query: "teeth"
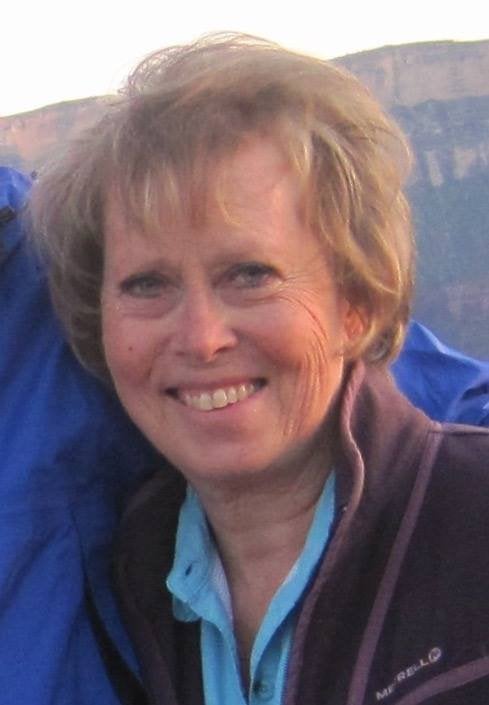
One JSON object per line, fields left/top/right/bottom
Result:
{"left": 180, "top": 382, "right": 259, "bottom": 411}
{"left": 199, "top": 393, "right": 213, "bottom": 411}
{"left": 237, "top": 384, "right": 248, "bottom": 401}
{"left": 227, "top": 387, "right": 238, "bottom": 404}
{"left": 212, "top": 389, "right": 228, "bottom": 408}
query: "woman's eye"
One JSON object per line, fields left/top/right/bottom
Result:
{"left": 119, "top": 273, "right": 168, "bottom": 298}
{"left": 228, "top": 263, "right": 276, "bottom": 289}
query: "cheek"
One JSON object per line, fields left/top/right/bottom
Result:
{"left": 270, "top": 291, "right": 346, "bottom": 371}
{"left": 102, "top": 310, "right": 151, "bottom": 386}
{"left": 293, "top": 323, "right": 344, "bottom": 406}
{"left": 269, "top": 296, "right": 346, "bottom": 433}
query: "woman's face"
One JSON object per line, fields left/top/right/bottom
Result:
{"left": 101, "top": 138, "right": 354, "bottom": 487}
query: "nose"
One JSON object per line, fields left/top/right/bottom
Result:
{"left": 171, "top": 287, "right": 238, "bottom": 363}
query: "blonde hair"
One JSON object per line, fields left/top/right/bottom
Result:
{"left": 30, "top": 32, "right": 414, "bottom": 379}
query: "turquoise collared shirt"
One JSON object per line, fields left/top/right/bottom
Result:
{"left": 166, "top": 474, "right": 336, "bottom": 705}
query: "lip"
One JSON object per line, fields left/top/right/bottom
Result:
{"left": 166, "top": 377, "right": 265, "bottom": 394}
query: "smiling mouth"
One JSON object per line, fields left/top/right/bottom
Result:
{"left": 168, "top": 380, "right": 265, "bottom": 412}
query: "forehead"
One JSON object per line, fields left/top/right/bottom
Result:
{"left": 101, "top": 138, "right": 333, "bottom": 278}
{"left": 104, "top": 137, "right": 301, "bottom": 239}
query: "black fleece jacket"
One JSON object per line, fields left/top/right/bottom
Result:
{"left": 114, "top": 362, "right": 489, "bottom": 705}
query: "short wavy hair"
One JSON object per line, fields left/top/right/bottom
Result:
{"left": 30, "top": 32, "right": 414, "bottom": 380}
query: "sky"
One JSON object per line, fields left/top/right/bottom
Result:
{"left": 2, "top": 0, "right": 488, "bottom": 117}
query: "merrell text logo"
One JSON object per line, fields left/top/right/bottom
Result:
{"left": 375, "top": 647, "right": 443, "bottom": 700}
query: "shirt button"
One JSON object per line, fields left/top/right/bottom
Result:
{"left": 253, "top": 679, "right": 274, "bottom": 701}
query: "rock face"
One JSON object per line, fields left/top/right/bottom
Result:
{"left": 0, "top": 98, "right": 106, "bottom": 173}
{"left": 337, "top": 42, "right": 489, "bottom": 359}
{"left": 393, "top": 98, "right": 489, "bottom": 358}
{"left": 338, "top": 40, "right": 489, "bottom": 108}
{"left": 1, "top": 40, "right": 488, "bottom": 358}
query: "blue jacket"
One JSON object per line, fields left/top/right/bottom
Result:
{"left": 0, "top": 167, "right": 487, "bottom": 704}
{"left": 394, "top": 321, "right": 489, "bottom": 426}
{"left": 0, "top": 168, "right": 156, "bottom": 704}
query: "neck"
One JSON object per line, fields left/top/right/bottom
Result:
{"left": 194, "top": 440, "right": 331, "bottom": 568}
{"left": 195, "top": 458, "right": 330, "bottom": 575}
{"left": 191, "top": 443, "right": 333, "bottom": 671}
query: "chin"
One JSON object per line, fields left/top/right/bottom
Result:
{"left": 173, "top": 454, "right": 272, "bottom": 486}
{"left": 165, "top": 438, "right": 312, "bottom": 492}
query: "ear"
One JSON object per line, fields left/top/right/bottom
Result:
{"left": 343, "top": 303, "right": 367, "bottom": 343}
